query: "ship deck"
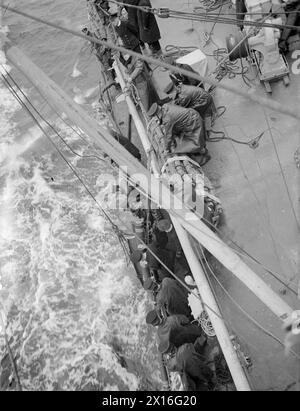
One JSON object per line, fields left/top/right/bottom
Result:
{"left": 114, "top": 0, "right": 300, "bottom": 390}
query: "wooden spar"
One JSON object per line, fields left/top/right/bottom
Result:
{"left": 6, "top": 44, "right": 294, "bottom": 322}
{"left": 112, "top": 60, "right": 160, "bottom": 176}
{"left": 171, "top": 219, "right": 251, "bottom": 391}
{"left": 112, "top": 57, "right": 251, "bottom": 390}
{"left": 110, "top": 52, "right": 293, "bottom": 322}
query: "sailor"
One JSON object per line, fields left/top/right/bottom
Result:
{"left": 235, "top": 0, "right": 247, "bottom": 31}
{"left": 156, "top": 219, "right": 191, "bottom": 283}
{"left": 118, "top": 1, "right": 162, "bottom": 56}
{"left": 147, "top": 102, "right": 210, "bottom": 166}
{"left": 136, "top": 0, "right": 162, "bottom": 56}
{"left": 144, "top": 277, "right": 193, "bottom": 319}
{"left": 164, "top": 81, "right": 216, "bottom": 120}
{"left": 146, "top": 312, "right": 203, "bottom": 353}
{"left": 146, "top": 241, "right": 176, "bottom": 283}
{"left": 114, "top": 7, "right": 141, "bottom": 53}
{"left": 116, "top": 8, "right": 159, "bottom": 110}
{"left": 166, "top": 343, "right": 214, "bottom": 391}
{"left": 163, "top": 55, "right": 204, "bottom": 88}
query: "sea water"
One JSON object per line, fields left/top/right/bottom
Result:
{"left": 0, "top": 0, "right": 161, "bottom": 391}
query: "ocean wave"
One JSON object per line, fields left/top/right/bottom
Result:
{"left": 0, "top": 78, "right": 161, "bottom": 390}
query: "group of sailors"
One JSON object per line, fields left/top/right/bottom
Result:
{"left": 85, "top": 0, "right": 218, "bottom": 167}
{"left": 128, "top": 207, "right": 222, "bottom": 391}
{"left": 136, "top": 216, "right": 218, "bottom": 391}
{"left": 85, "top": 1, "right": 223, "bottom": 390}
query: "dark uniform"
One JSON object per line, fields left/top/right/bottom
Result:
{"left": 156, "top": 314, "right": 202, "bottom": 353}
{"left": 156, "top": 278, "right": 192, "bottom": 319}
{"left": 120, "top": 0, "right": 161, "bottom": 53}
{"left": 235, "top": 0, "right": 247, "bottom": 30}
{"left": 167, "top": 84, "right": 215, "bottom": 119}
{"left": 146, "top": 242, "right": 176, "bottom": 282}
{"left": 115, "top": 19, "right": 141, "bottom": 52}
{"left": 137, "top": 0, "right": 162, "bottom": 54}
{"left": 166, "top": 343, "right": 214, "bottom": 391}
{"left": 160, "top": 103, "right": 206, "bottom": 155}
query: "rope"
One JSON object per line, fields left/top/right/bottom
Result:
{"left": 1, "top": 71, "right": 131, "bottom": 262}
{"left": 263, "top": 109, "right": 300, "bottom": 232}
{"left": 0, "top": 305, "right": 22, "bottom": 391}
{"left": 219, "top": 121, "right": 298, "bottom": 294}
{"left": 207, "top": 129, "right": 266, "bottom": 148}
{"left": 5, "top": 51, "right": 292, "bottom": 294}
{"left": 2, "top": 4, "right": 300, "bottom": 121}
{"left": 124, "top": 169, "right": 299, "bottom": 295}
{"left": 3, "top": 72, "right": 300, "bottom": 376}
{"left": 199, "top": 247, "right": 300, "bottom": 360}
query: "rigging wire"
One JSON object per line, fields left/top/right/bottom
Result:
{"left": 1, "top": 72, "right": 130, "bottom": 262}
{"left": 123, "top": 168, "right": 299, "bottom": 295}
{"left": 2, "top": 71, "right": 300, "bottom": 372}
{"left": 15, "top": 46, "right": 298, "bottom": 294}
{"left": 1, "top": 4, "right": 300, "bottom": 121}
{"left": 1, "top": 1, "right": 299, "bottom": 390}
{"left": 199, "top": 246, "right": 300, "bottom": 362}
{"left": 0, "top": 303, "right": 22, "bottom": 391}
{"left": 263, "top": 109, "right": 300, "bottom": 233}
{"left": 220, "top": 121, "right": 296, "bottom": 293}
{"left": 107, "top": 0, "right": 300, "bottom": 32}
{"left": 4, "top": 58, "right": 290, "bottom": 292}
{"left": 3, "top": 68, "right": 106, "bottom": 164}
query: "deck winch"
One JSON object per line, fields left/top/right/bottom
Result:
{"left": 227, "top": 0, "right": 290, "bottom": 92}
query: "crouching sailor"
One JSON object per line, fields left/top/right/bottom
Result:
{"left": 147, "top": 102, "right": 211, "bottom": 166}
{"left": 164, "top": 81, "right": 216, "bottom": 120}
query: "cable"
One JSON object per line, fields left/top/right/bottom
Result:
{"left": 1, "top": 72, "right": 131, "bottom": 261}
{"left": 1, "top": 68, "right": 226, "bottom": 328}
{"left": 1, "top": 7, "right": 298, "bottom": 332}
{"left": 2, "top": 4, "right": 300, "bottom": 121}
{"left": 3, "top": 68, "right": 106, "bottom": 164}
{"left": 0, "top": 304, "right": 22, "bottom": 391}
{"left": 2, "top": 54, "right": 298, "bottom": 392}
{"left": 123, "top": 166, "right": 299, "bottom": 296}
{"left": 4, "top": 72, "right": 300, "bottom": 376}
{"left": 263, "top": 109, "right": 300, "bottom": 232}
{"left": 199, "top": 247, "right": 300, "bottom": 361}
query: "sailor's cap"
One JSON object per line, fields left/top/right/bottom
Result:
{"left": 146, "top": 309, "right": 159, "bottom": 325}
{"left": 130, "top": 250, "right": 143, "bottom": 264}
{"left": 147, "top": 103, "right": 159, "bottom": 117}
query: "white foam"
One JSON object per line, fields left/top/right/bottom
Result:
{"left": 71, "top": 60, "right": 83, "bottom": 78}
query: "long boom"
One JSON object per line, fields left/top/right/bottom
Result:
{"left": 3, "top": 43, "right": 297, "bottom": 390}
{"left": 4, "top": 42, "right": 294, "bottom": 320}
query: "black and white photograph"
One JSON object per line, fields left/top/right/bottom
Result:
{"left": 0, "top": 0, "right": 299, "bottom": 394}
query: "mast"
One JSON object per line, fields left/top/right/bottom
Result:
{"left": 4, "top": 43, "right": 295, "bottom": 390}
{"left": 112, "top": 58, "right": 251, "bottom": 390}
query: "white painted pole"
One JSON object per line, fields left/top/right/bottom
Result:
{"left": 177, "top": 216, "right": 294, "bottom": 321}
{"left": 112, "top": 60, "right": 160, "bottom": 176}
{"left": 113, "top": 51, "right": 251, "bottom": 390}
{"left": 6, "top": 44, "right": 294, "bottom": 323}
{"left": 171, "top": 218, "right": 251, "bottom": 391}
